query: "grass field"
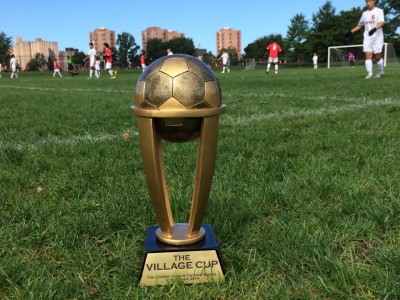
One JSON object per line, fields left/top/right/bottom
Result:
{"left": 1, "top": 64, "right": 400, "bottom": 299}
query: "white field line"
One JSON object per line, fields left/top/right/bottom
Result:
{"left": 0, "top": 131, "right": 138, "bottom": 152}
{"left": 0, "top": 97, "right": 399, "bottom": 152}
{"left": 0, "top": 85, "right": 133, "bottom": 94}
{"left": 222, "top": 97, "right": 399, "bottom": 126}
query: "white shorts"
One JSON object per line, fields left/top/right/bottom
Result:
{"left": 11, "top": 65, "right": 17, "bottom": 72}
{"left": 54, "top": 68, "right": 60, "bottom": 72}
{"left": 268, "top": 57, "right": 279, "bottom": 63}
{"left": 106, "top": 62, "right": 112, "bottom": 69}
{"left": 89, "top": 61, "right": 95, "bottom": 67}
{"left": 363, "top": 36, "right": 383, "bottom": 54}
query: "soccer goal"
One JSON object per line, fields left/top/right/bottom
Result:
{"left": 327, "top": 43, "right": 399, "bottom": 68}
{"left": 245, "top": 58, "right": 256, "bottom": 70}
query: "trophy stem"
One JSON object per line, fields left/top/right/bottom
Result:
{"left": 137, "top": 117, "right": 174, "bottom": 237}
{"left": 188, "top": 116, "right": 220, "bottom": 236}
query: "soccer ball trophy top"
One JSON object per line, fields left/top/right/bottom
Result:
{"left": 132, "top": 54, "right": 226, "bottom": 285}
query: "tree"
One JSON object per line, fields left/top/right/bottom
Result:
{"left": 337, "top": 7, "right": 364, "bottom": 46}
{"left": 116, "top": 32, "right": 140, "bottom": 68}
{"left": 164, "top": 37, "right": 196, "bottom": 56}
{"left": 202, "top": 51, "right": 216, "bottom": 66}
{"left": 72, "top": 51, "right": 86, "bottom": 67}
{"left": 146, "top": 38, "right": 164, "bottom": 63}
{"left": 146, "top": 37, "right": 196, "bottom": 62}
{"left": 26, "top": 53, "right": 47, "bottom": 71}
{"left": 285, "top": 14, "right": 311, "bottom": 64}
{"left": 308, "top": 1, "right": 341, "bottom": 62}
{"left": 379, "top": 0, "right": 400, "bottom": 43}
{"left": 0, "top": 32, "right": 12, "bottom": 65}
{"left": 47, "top": 56, "right": 54, "bottom": 71}
{"left": 243, "top": 34, "right": 284, "bottom": 61}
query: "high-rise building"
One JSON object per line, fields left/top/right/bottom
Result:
{"left": 216, "top": 27, "right": 242, "bottom": 59}
{"left": 141, "top": 27, "right": 184, "bottom": 51}
{"left": 89, "top": 27, "right": 116, "bottom": 53}
{"left": 12, "top": 37, "right": 59, "bottom": 70}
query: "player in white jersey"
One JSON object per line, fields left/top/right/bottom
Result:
{"left": 10, "top": 55, "right": 18, "bottom": 79}
{"left": 345, "top": 0, "right": 385, "bottom": 78}
{"left": 312, "top": 53, "right": 318, "bottom": 69}
{"left": 95, "top": 58, "right": 101, "bottom": 78}
{"left": 83, "top": 43, "right": 97, "bottom": 79}
{"left": 220, "top": 51, "right": 230, "bottom": 73}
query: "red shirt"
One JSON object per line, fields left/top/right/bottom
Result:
{"left": 140, "top": 55, "right": 145, "bottom": 64}
{"left": 54, "top": 61, "right": 59, "bottom": 69}
{"left": 266, "top": 43, "right": 282, "bottom": 58}
{"left": 105, "top": 48, "right": 113, "bottom": 63}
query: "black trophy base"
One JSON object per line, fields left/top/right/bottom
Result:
{"left": 138, "top": 224, "right": 224, "bottom": 286}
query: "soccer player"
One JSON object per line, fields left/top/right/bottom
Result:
{"left": 348, "top": 52, "right": 356, "bottom": 68}
{"left": 345, "top": 0, "right": 385, "bottom": 78}
{"left": 167, "top": 48, "right": 173, "bottom": 55}
{"left": 10, "top": 55, "right": 18, "bottom": 79}
{"left": 140, "top": 52, "right": 146, "bottom": 72}
{"left": 220, "top": 51, "right": 230, "bottom": 73}
{"left": 67, "top": 55, "right": 75, "bottom": 76}
{"left": 0, "top": 63, "right": 2, "bottom": 78}
{"left": 53, "top": 58, "right": 63, "bottom": 77}
{"left": 265, "top": 40, "right": 282, "bottom": 74}
{"left": 95, "top": 57, "right": 101, "bottom": 78}
{"left": 83, "top": 42, "right": 96, "bottom": 79}
{"left": 103, "top": 43, "right": 116, "bottom": 79}
{"left": 312, "top": 53, "right": 318, "bottom": 69}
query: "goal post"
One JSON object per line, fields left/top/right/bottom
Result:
{"left": 327, "top": 43, "right": 399, "bottom": 68}
{"left": 245, "top": 58, "right": 255, "bottom": 70}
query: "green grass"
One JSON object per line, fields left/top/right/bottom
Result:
{"left": 1, "top": 65, "right": 400, "bottom": 299}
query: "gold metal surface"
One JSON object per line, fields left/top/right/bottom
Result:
{"left": 132, "top": 54, "right": 226, "bottom": 245}
{"left": 155, "top": 223, "right": 206, "bottom": 245}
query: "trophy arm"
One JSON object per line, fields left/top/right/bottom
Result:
{"left": 188, "top": 116, "right": 220, "bottom": 236}
{"left": 136, "top": 117, "right": 174, "bottom": 237}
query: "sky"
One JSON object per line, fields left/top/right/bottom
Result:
{"left": 2, "top": 0, "right": 367, "bottom": 55}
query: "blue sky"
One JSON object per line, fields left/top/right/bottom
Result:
{"left": 2, "top": 0, "right": 366, "bottom": 55}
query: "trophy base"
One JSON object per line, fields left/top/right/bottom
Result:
{"left": 139, "top": 224, "right": 225, "bottom": 286}
{"left": 156, "top": 223, "right": 206, "bottom": 245}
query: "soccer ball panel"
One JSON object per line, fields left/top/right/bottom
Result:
{"left": 173, "top": 72, "right": 204, "bottom": 107}
{"left": 135, "top": 81, "right": 145, "bottom": 107}
{"left": 159, "top": 97, "right": 187, "bottom": 111}
{"left": 144, "top": 72, "right": 173, "bottom": 107}
{"left": 204, "top": 81, "right": 222, "bottom": 108}
{"left": 138, "top": 57, "right": 165, "bottom": 81}
{"left": 189, "top": 101, "right": 212, "bottom": 109}
{"left": 186, "top": 58, "right": 215, "bottom": 82}
{"left": 160, "top": 58, "right": 189, "bottom": 78}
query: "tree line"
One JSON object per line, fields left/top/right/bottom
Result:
{"left": 245, "top": 0, "right": 399, "bottom": 63}
{"left": 0, "top": 0, "right": 398, "bottom": 70}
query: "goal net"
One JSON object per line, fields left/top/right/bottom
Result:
{"left": 245, "top": 58, "right": 255, "bottom": 70}
{"left": 327, "top": 43, "right": 399, "bottom": 68}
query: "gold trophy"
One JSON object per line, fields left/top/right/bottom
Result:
{"left": 131, "top": 54, "right": 226, "bottom": 285}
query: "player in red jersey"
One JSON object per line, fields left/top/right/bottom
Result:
{"left": 140, "top": 52, "right": 146, "bottom": 72}
{"left": 53, "top": 58, "right": 63, "bottom": 77}
{"left": 103, "top": 43, "right": 116, "bottom": 79}
{"left": 265, "top": 40, "right": 282, "bottom": 74}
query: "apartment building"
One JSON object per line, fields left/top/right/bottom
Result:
{"left": 12, "top": 37, "right": 59, "bottom": 70}
{"left": 216, "top": 27, "right": 242, "bottom": 59}
{"left": 89, "top": 27, "right": 116, "bottom": 53}
{"left": 141, "top": 27, "right": 184, "bottom": 51}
